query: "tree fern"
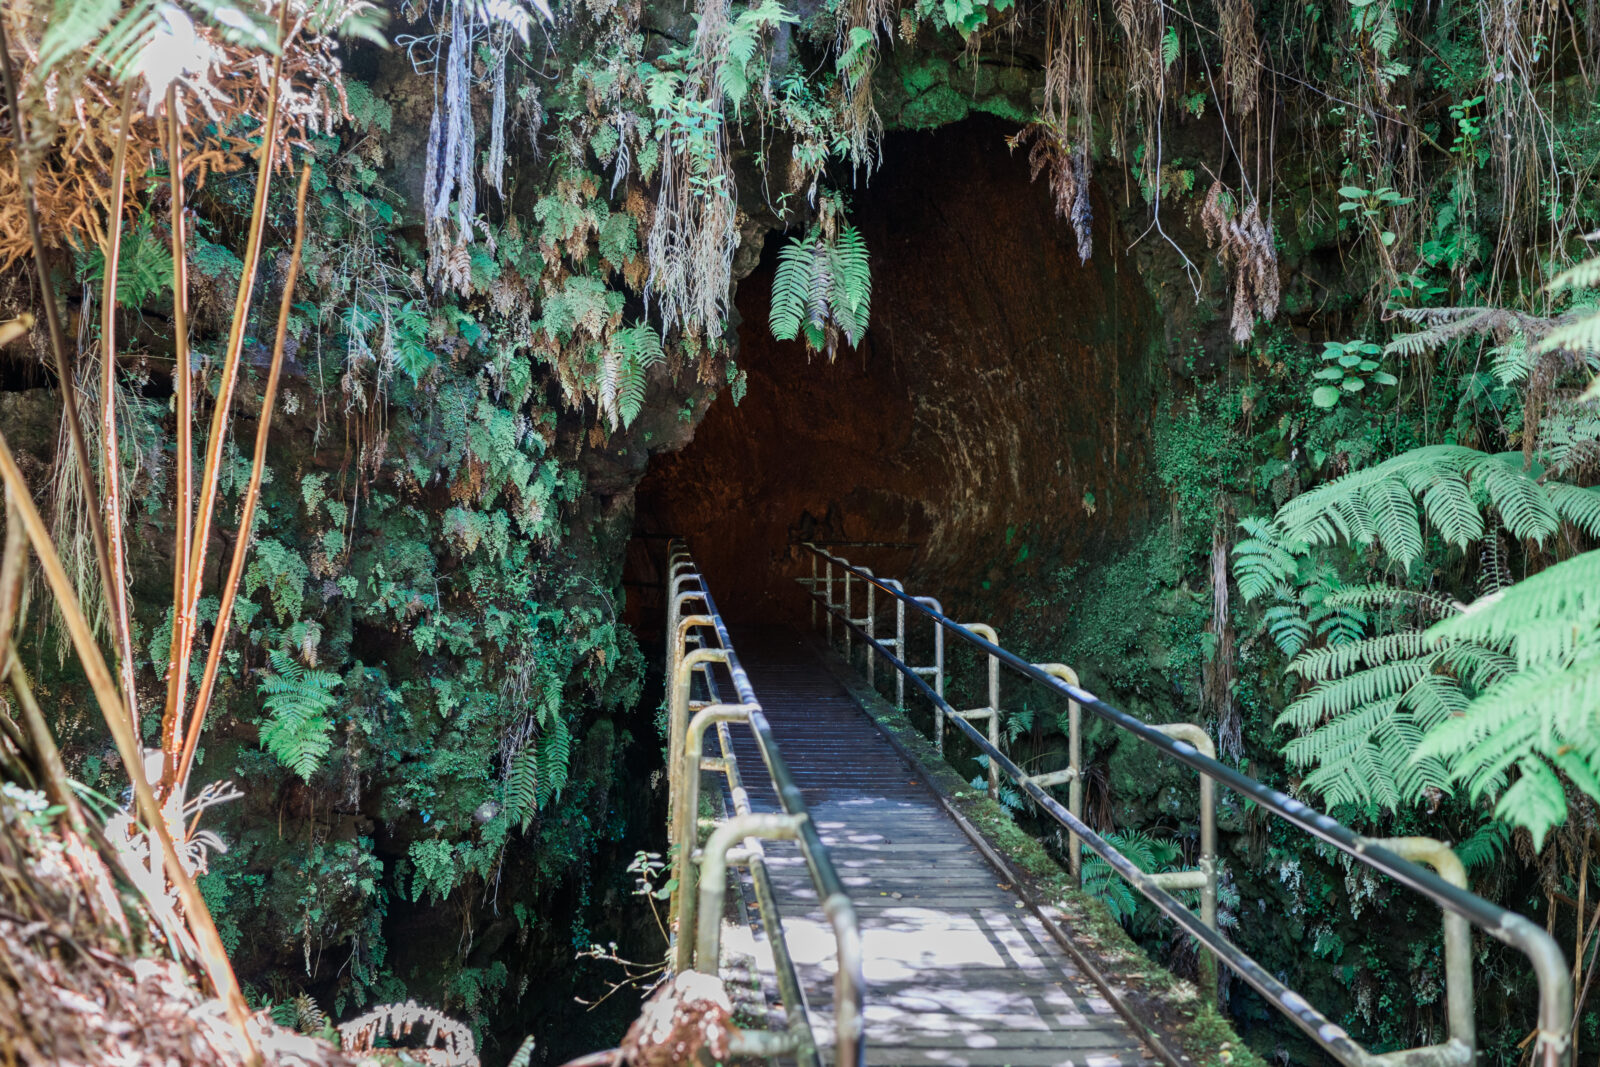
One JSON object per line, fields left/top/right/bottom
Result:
{"left": 258, "top": 649, "right": 340, "bottom": 781}
{"left": 1271, "top": 445, "right": 1597, "bottom": 569}
{"left": 1412, "top": 548, "right": 1600, "bottom": 846}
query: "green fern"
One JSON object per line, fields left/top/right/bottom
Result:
{"left": 1080, "top": 830, "right": 1191, "bottom": 923}
{"left": 258, "top": 649, "right": 340, "bottom": 781}
{"left": 535, "top": 716, "right": 571, "bottom": 808}
{"left": 504, "top": 745, "right": 539, "bottom": 831}
{"left": 1413, "top": 548, "right": 1600, "bottom": 846}
{"left": 78, "top": 212, "right": 173, "bottom": 309}
{"left": 770, "top": 216, "right": 872, "bottom": 360}
{"left": 1270, "top": 445, "right": 1600, "bottom": 569}
{"left": 508, "top": 1037, "right": 537, "bottom": 1067}
{"left": 600, "top": 323, "right": 666, "bottom": 432}
{"left": 1232, "top": 517, "right": 1306, "bottom": 602}
{"left": 718, "top": 0, "right": 795, "bottom": 109}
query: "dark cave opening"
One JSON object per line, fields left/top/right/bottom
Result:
{"left": 628, "top": 115, "right": 1160, "bottom": 631}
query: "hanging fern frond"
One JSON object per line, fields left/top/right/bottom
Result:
{"left": 769, "top": 207, "right": 872, "bottom": 360}
{"left": 535, "top": 715, "right": 571, "bottom": 807}
{"left": 505, "top": 745, "right": 539, "bottom": 831}
{"left": 598, "top": 322, "right": 666, "bottom": 432}
{"left": 258, "top": 649, "right": 340, "bottom": 781}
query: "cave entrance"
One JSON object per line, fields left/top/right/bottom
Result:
{"left": 629, "top": 115, "right": 1158, "bottom": 630}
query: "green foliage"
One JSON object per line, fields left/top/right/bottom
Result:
{"left": 770, "top": 212, "right": 872, "bottom": 360}
{"left": 718, "top": 0, "right": 794, "bottom": 109}
{"left": 77, "top": 211, "right": 172, "bottom": 308}
{"left": 245, "top": 539, "right": 311, "bottom": 625}
{"left": 257, "top": 649, "right": 341, "bottom": 780}
{"left": 1311, "top": 340, "right": 1396, "bottom": 408}
{"left": 1417, "top": 549, "right": 1600, "bottom": 847}
{"left": 1080, "top": 830, "right": 1188, "bottom": 924}
{"left": 1272, "top": 445, "right": 1600, "bottom": 571}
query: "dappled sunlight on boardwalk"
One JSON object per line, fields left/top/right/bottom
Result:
{"left": 721, "top": 627, "right": 1158, "bottom": 1067}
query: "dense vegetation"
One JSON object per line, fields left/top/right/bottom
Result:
{"left": 0, "top": 0, "right": 1598, "bottom": 1061}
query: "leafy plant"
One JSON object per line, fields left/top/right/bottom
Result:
{"left": 1311, "top": 339, "right": 1396, "bottom": 408}
{"left": 769, "top": 200, "right": 872, "bottom": 360}
{"left": 257, "top": 649, "right": 341, "bottom": 781}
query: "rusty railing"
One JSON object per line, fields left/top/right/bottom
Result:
{"left": 665, "top": 541, "right": 864, "bottom": 1067}
{"left": 799, "top": 542, "right": 1572, "bottom": 1067}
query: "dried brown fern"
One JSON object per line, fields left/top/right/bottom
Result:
{"left": 1200, "top": 180, "right": 1279, "bottom": 343}
{"left": 0, "top": 0, "right": 359, "bottom": 270}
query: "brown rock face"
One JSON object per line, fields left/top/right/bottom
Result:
{"left": 632, "top": 117, "right": 1157, "bottom": 626}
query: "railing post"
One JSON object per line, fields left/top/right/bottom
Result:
{"left": 695, "top": 813, "right": 805, "bottom": 972}
{"left": 865, "top": 576, "right": 876, "bottom": 688}
{"left": 910, "top": 597, "right": 945, "bottom": 754}
{"left": 1147, "top": 722, "right": 1218, "bottom": 1000}
{"left": 810, "top": 550, "right": 817, "bottom": 629}
{"left": 1368, "top": 837, "right": 1475, "bottom": 1063}
{"left": 671, "top": 700, "right": 754, "bottom": 973}
{"left": 1028, "top": 664, "right": 1083, "bottom": 886}
{"left": 954, "top": 622, "right": 1002, "bottom": 800}
{"left": 668, "top": 640, "right": 723, "bottom": 908}
{"left": 841, "top": 568, "right": 852, "bottom": 662}
{"left": 894, "top": 588, "right": 905, "bottom": 710}
{"left": 825, "top": 558, "right": 834, "bottom": 644}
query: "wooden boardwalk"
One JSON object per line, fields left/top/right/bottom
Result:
{"left": 721, "top": 626, "right": 1159, "bottom": 1067}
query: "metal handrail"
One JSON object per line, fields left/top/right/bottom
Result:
{"left": 799, "top": 542, "right": 1573, "bottom": 1067}
{"left": 664, "top": 541, "right": 865, "bottom": 1067}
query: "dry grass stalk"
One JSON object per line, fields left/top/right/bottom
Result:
{"left": 0, "top": 427, "right": 257, "bottom": 1055}
{"left": 159, "top": 4, "right": 291, "bottom": 798}
{"left": 0, "top": 26, "right": 120, "bottom": 686}
{"left": 100, "top": 84, "right": 139, "bottom": 736}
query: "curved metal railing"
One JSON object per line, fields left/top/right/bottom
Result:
{"left": 665, "top": 541, "right": 864, "bottom": 1067}
{"left": 798, "top": 542, "right": 1572, "bottom": 1067}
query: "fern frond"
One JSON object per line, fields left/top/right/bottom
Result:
{"left": 1262, "top": 605, "right": 1312, "bottom": 657}
{"left": 1453, "top": 821, "right": 1510, "bottom": 870}
{"left": 770, "top": 235, "right": 813, "bottom": 341}
{"left": 1232, "top": 517, "right": 1307, "bottom": 601}
{"left": 1276, "top": 659, "right": 1433, "bottom": 730}
{"left": 1547, "top": 255, "right": 1600, "bottom": 293}
{"left": 1290, "top": 633, "right": 1429, "bottom": 682}
{"left": 535, "top": 716, "right": 571, "bottom": 807}
{"left": 258, "top": 649, "right": 339, "bottom": 781}
{"left": 505, "top": 746, "right": 539, "bottom": 831}
{"left": 1429, "top": 548, "right": 1600, "bottom": 667}
{"left": 1472, "top": 454, "right": 1558, "bottom": 542}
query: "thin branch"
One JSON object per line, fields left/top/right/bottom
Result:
{"left": 179, "top": 162, "right": 313, "bottom": 794}
{"left": 158, "top": 85, "right": 196, "bottom": 794}
{"left": 101, "top": 84, "right": 139, "bottom": 737}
